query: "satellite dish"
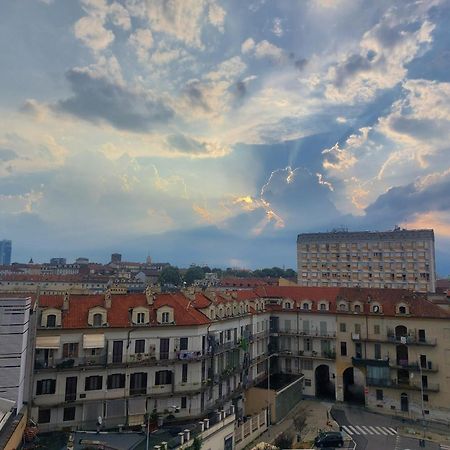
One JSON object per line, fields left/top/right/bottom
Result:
{"left": 373, "top": 305, "right": 380, "bottom": 313}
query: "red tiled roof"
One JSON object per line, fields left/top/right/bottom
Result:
{"left": 38, "top": 292, "right": 210, "bottom": 328}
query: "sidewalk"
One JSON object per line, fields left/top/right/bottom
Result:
{"left": 247, "top": 399, "right": 338, "bottom": 449}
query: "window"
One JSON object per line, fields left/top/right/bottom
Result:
{"left": 93, "top": 313, "right": 103, "bottom": 326}
{"left": 304, "top": 379, "right": 311, "bottom": 387}
{"left": 418, "top": 329, "right": 426, "bottom": 343}
{"left": 180, "top": 337, "right": 188, "bottom": 351}
{"left": 63, "top": 406, "right": 76, "bottom": 421}
{"left": 107, "top": 373, "right": 125, "bottom": 389}
{"left": 374, "top": 324, "right": 380, "bottom": 335}
{"left": 162, "top": 312, "right": 170, "bottom": 323}
{"left": 340, "top": 323, "right": 346, "bottom": 332}
{"left": 304, "top": 338, "right": 311, "bottom": 352}
{"left": 182, "top": 364, "right": 188, "bottom": 383}
{"left": 85, "top": 376, "right": 102, "bottom": 391}
{"left": 340, "top": 342, "right": 347, "bottom": 356}
{"left": 320, "top": 303, "right": 327, "bottom": 311}
{"left": 398, "top": 306, "right": 407, "bottom": 314}
{"left": 46, "top": 314, "right": 56, "bottom": 327}
{"left": 130, "top": 372, "right": 147, "bottom": 395}
{"left": 301, "top": 359, "right": 313, "bottom": 371}
{"left": 155, "top": 370, "right": 172, "bottom": 385}
{"left": 339, "top": 303, "right": 347, "bottom": 311}
{"left": 136, "top": 312, "right": 146, "bottom": 324}
{"left": 181, "top": 396, "right": 187, "bottom": 409}
{"left": 354, "top": 304, "right": 361, "bottom": 312}
{"left": 302, "top": 303, "right": 310, "bottom": 310}
{"left": 423, "top": 394, "right": 428, "bottom": 402}
{"left": 354, "top": 324, "right": 361, "bottom": 334}
{"left": 63, "top": 343, "right": 79, "bottom": 358}
{"left": 374, "top": 343, "right": 381, "bottom": 360}
{"left": 135, "top": 339, "right": 145, "bottom": 354}
{"left": 38, "top": 408, "right": 51, "bottom": 423}
{"left": 376, "top": 389, "right": 383, "bottom": 401}
{"left": 36, "top": 379, "right": 56, "bottom": 395}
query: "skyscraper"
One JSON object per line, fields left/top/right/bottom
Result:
{"left": 0, "top": 240, "right": 12, "bottom": 265}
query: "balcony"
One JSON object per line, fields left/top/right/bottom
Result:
{"left": 366, "top": 378, "right": 439, "bottom": 392}
{"left": 298, "top": 349, "right": 336, "bottom": 360}
{"left": 278, "top": 329, "right": 336, "bottom": 339}
{"left": 386, "top": 330, "right": 436, "bottom": 346}
{"left": 390, "top": 361, "right": 438, "bottom": 372}
{"left": 352, "top": 356, "right": 389, "bottom": 367}
{"left": 34, "top": 354, "right": 107, "bottom": 371}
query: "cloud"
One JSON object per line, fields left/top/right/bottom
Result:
{"left": 128, "top": 28, "right": 154, "bottom": 63}
{"left": 54, "top": 67, "right": 174, "bottom": 132}
{"left": 324, "top": 7, "right": 435, "bottom": 102}
{"left": 166, "top": 133, "right": 231, "bottom": 158}
{"left": 272, "top": 17, "right": 283, "bottom": 37}
{"left": 208, "top": 3, "right": 226, "bottom": 32}
{"left": 0, "top": 148, "right": 18, "bottom": 162}
{"left": 241, "top": 37, "right": 255, "bottom": 54}
{"left": 74, "top": 15, "right": 114, "bottom": 51}
{"left": 243, "top": 39, "right": 286, "bottom": 62}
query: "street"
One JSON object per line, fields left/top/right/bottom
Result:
{"left": 331, "top": 405, "right": 441, "bottom": 450}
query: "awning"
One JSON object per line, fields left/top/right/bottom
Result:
{"left": 35, "top": 335, "right": 60, "bottom": 349}
{"left": 83, "top": 334, "right": 105, "bottom": 349}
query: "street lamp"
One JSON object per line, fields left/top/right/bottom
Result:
{"left": 267, "top": 353, "right": 278, "bottom": 437}
{"left": 418, "top": 359, "right": 426, "bottom": 447}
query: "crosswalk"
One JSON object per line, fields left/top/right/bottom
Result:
{"left": 341, "top": 425, "right": 398, "bottom": 436}
{"left": 439, "top": 445, "right": 450, "bottom": 450}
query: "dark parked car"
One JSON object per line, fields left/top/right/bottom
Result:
{"left": 314, "top": 431, "right": 344, "bottom": 448}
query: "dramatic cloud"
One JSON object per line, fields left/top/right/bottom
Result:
{"left": 54, "top": 68, "right": 174, "bottom": 132}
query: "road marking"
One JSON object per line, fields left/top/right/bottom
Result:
{"left": 339, "top": 425, "right": 398, "bottom": 436}
{"left": 439, "top": 445, "right": 450, "bottom": 449}
{"left": 355, "top": 426, "right": 366, "bottom": 434}
{"left": 361, "top": 426, "right": 374, "bottom": 434}
{"left": 368, "top": 426, "right": 380, "bottom": 434}
{"left": 386, "top": 427, "right": 397, "bottom": 435}
{"left": 341, "top": 425, "right": 353, "bottom": 435}
{"left": 349, "top": 425, "right": 360, "bottom": 434}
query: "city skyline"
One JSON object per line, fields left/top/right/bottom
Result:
{"left": 1, "top": 1, "right": 450, "bottom": 272}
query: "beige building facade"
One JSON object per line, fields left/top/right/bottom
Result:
{"left": 297, "top": 229, "right": 436, "bottom": 292}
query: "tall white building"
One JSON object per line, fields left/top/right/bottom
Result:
{"left": 0, "top": 296, "right": 32, "bottom": 412}
{"left": 297, "top": 229, "right": 436, "bottom": 292}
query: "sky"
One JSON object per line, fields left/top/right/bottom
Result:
{"left": 1, "top": 0, "right": 450, "bottom": 274}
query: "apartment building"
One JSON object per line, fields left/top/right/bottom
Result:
{"left": 0, "top": 296, "right": 32, "bottom": 411}
{"left": 297, "top": 229, "right": 436, "bottom": 292}
{"left": 31, "top": 288, "right": 270, "bottom": 431}
{"left": 29, "top": 285, "right": 450, "bottom": 432}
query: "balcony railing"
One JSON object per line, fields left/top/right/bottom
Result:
{"left": 278, "top": 329, "right": 336, "bottom": 339}
{"left": 352, "top": 356, "right": 389, "bottom": 367}
{"left": 34, "top": 354, "right": 108, "bottom": 371}
{"left": 390, "top": 361, "right": 438, "bottom": 372}
{"left": 367, "top": 378, "right": 439, "bottom": 391}
{"left": 386, "top": 331, "right": 436, "bottom": 346}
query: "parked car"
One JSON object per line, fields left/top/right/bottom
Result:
{"left": 314, "top": 430, "right": 344, "bottom": 448}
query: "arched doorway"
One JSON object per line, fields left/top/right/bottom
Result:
{"left": 400, "top": 393, "right": 409, "bottom": 412}
{"left": 343, "top": 367, "right": 365, "bottom": 404}
{"left": 315, "top": 365, "right": 335, "bottom": 400}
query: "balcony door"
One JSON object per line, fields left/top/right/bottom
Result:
{"left": 112, "top": 340, "right": 123, "bottom": 363}
{"left": 65, "top": 376, "right": 77, "bottom": 402}
{"left": 160, "top": 338, "right": 169, "bottom": 360}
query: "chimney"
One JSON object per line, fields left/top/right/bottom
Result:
{"left": 178, "top": 432, "right": 184, "bottom": 445}
{"left": 198, "top": 421, "right": 205, "bottom": 432}
{"left": 203, "top": 418, "right": 209, "bottom": 429}
{"left": 184, "top": 429, "right": 190, "bottom": 442}
{"left": 160, "top": 442, "right": 167, "bottom": 450}
{"left": 63, "top": 291, "right": 70, "bottom": 311}
{"left": 145, "top": 286, "right": 155, "bottom": 306}
{"left": 104, "top": 289, "right": 112, "bottom": 309}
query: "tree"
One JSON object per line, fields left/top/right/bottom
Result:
{"left": 184, "top": 266, "right": 205, "bottom": 286}
{"left": 158, "top": 266, "right": 182, "bottom": 286}
{"left": 187, "top": 437, "right": 202, "bottom": 450}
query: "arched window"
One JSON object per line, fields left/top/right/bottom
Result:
{"left": 302, "top": 303, "right": 310, "bottom": 311}
{"left": 354, "top": 304, "right": 361, "bottom": 313}
{"left": 46, "top": 314, "right": 56, "bottom": 327}
{"left": 399, "top": 306, "right": 407, "bottom": 314}
{"left": 93, "top": 313, "right": 103, "bottom": 327}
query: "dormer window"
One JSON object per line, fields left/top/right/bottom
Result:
{"left": 283, "top": 301, "right": 293, "bottom": 310}
{"left": 162, "top": 312, "right": 170, "bottom": 323}
{"left": 319, "top": 303, "right": 327, "bottom": 311}
{"left": 93, "top": 313, "right": 103, "bottom": 327}
{"left": 371, "top": 304, "right": 382, "bottom": 314}
{"left": 46, "top": 314, "right": 56, "bottom": 328}
{"left": 398, "top": 305, "right": 407, "bottom": 314}
{"left": 302, "top": 303, "right": 310, "bottom": 311}
{"left": 88, "top": 307, "right": 107, "bottom": 327}
{"left": 132, "top": 307, "right": 149, "bottom": 325}
{"left": 137, "top": 312, "right": 145, "bottom": 324}
{"left": 354, "top": 304, "right": 361, "bottom": 313}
